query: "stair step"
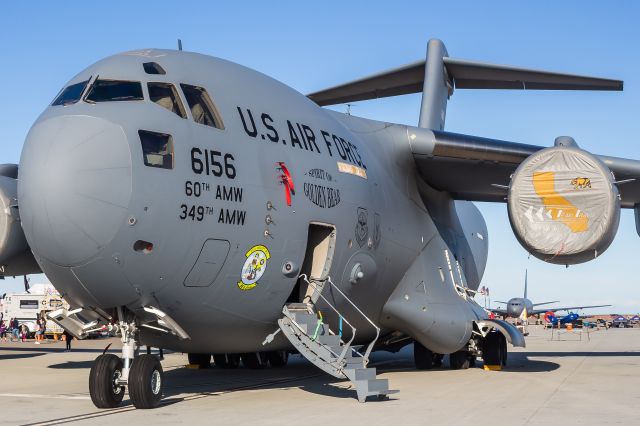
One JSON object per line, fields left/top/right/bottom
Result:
{"left": 286, "top": 303, "right": 312, "bottom": 312}
{"left": 344, "top": 356, "right": 365, "bottom": 367}
{"left": 353, "top": 368, "right": 376, "bottom": 381}
{"left": 362, "top": 378, "right": 389, "bottom": 393}
{"left": 317, "top": 334, "right": 342, "bottom": 346}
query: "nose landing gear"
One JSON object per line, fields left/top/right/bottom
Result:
{"left": 89, "top": 318, "right": 164, "bottom": 409}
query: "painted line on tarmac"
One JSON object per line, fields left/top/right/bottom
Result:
{"left": 0, "top": 393, "right": 90, "bottom": 401}
{"left": 23, "top": 373, "right": 325, "bottom": 426}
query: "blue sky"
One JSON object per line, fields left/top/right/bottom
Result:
{"left": 1, "top": 1, "right": 638, "bottom": 313}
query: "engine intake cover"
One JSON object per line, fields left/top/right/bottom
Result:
{"left": 508, "top": 146, "right": 620, "bottom": 265}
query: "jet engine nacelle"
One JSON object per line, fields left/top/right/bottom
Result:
{"left": 507, "top": 146, "right": 620, "bottom": 265}
{"left": 0, "top": 166, "right": 41, "bottom": 276}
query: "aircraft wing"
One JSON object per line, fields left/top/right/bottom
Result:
{"left": 410, "top": 131, "right": 640, "bottom": 209}
{"left": 530, "top": 304, "right": 611, "bottom": 315}
{"left": 487, "top": 307, "right": 508, "bottom": 315}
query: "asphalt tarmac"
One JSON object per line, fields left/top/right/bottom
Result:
{"left": 0, "top": 325, "right": 638, "bottom": 425}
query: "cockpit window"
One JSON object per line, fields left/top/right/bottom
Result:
{"left": 52, "top": 79, "right": 90, "bottom": 106}
{"left": 180, "top": 84, "right": 223, "bottom": 129}
{"left": 148, "top": 83, "right": 187, "bottom": 118}
{"left": 85, "top": 79, "right": 144, "bottom": 103}
{"left": 139, "top": 130, "right": 173, "bottom": 169}
{"left": 143, "top": 62, "right": 166, "bottom": 75}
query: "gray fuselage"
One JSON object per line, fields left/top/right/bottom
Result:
{"left": 18, "top": 49, "right": 490, "bottom": 354}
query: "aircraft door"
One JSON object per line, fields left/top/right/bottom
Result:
{"left": 289, "top": 223, "right": 336, "bottom": 304}
{"left": 183, "top": 239, "right": 230, "bottom": 287}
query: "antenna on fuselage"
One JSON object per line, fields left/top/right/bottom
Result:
{"left": 178, "top": 39, "right": 183, "bottom": 51}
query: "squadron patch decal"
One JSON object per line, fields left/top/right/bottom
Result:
{"left": 355, "top": 208, "right": 368, "bottom": 248}
{"left": 238, "top": 245, "right": 271, "bottom": 290}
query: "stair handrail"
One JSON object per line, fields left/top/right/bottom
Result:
{"left": 325, "top": 276, "right": 381, "bottom": 366}
{"left": 298, "top": 274, "right": 357, "bottom": 366}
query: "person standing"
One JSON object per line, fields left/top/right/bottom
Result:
{"left": 34, "top": 318, "right": 42, "bottom": 344}
{"left": 0, "top": 320, "right": 7, "bottom": 342}
{"left": 63, "top": 329, "right": 73, "bottom": 351}
{"left": 20, "top": 323, "right": 27, "bottom": 342}
{"left": 11, "top": 318, "right": 19, "bottom": 342}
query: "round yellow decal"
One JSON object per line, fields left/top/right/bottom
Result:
{"left": 238, "top": 245, "right": 271, "bottom": 290}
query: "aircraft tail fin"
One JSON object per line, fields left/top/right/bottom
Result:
{"left": 524, "top": 269, "right": 528, "bottom": 299}
{"left": 307, "top": 39, "right": 622, "bottom": 131}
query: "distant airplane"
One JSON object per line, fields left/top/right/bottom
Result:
{"left": 544, "top": 311, "right": 580, "bottom": 327}
{"left": 490, "top": 270, "right": 610, "bottom": 321}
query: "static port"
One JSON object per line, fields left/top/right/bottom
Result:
{"left": 134, "top": 240, "right": 154, "bottom": 254}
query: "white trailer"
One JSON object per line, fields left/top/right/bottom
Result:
{"left": 1, "top": 286, "right": 69, "bottom": 336}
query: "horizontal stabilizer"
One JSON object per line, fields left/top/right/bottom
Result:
{"left": 308, "top": 57, "right": 622, "bottom": 106}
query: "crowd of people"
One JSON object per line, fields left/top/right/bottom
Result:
{"left": 0, "top": 316, "right": 72, "bottom": 350}
{"left": 0, "top": 318, "right": 31, "bottom": 342}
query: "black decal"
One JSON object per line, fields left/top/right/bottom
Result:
{"left": 302, "top": 125, "right": 320, "bottom": 153}
{"left": 288, "top": 121, "right": 304, "bottom": 149}
{"left": 209, "top": 150, "right": 223, "bottom": 176}
{"left": 218, "top": 208, "right": 246, "bottom": 225}
{"left": 345, "top": 140, "right": 362, "bottom": 166}
{"left": 303, "top": 169, "right": 341, "bottom": 208}
{"left": 332, "top": 135, "right": 347, "bottom": 160}
{"left": 261, "top": 113, "right": 279, "bottom": 142}
{"left": 373, "top": 213, "right": 381, "bottom": 249}
{"left": 349, "top": 141, "right": 366, "bottom": 169}
{"left": 236, "top": 210, "right": 246, "bottom": 225}
{"left": 321, "top": 131, "right": 333, "bottom": 156}
{"left": 296, "top": 123, "right": 309, "bottom": 150}
{"left": 234, "top": 187, "right": 243, "bottom": 203}
{"left": 224, "top": 153, "right": 236, "bottom": 179}
{"left": 216, "top": 185, "right": 243, "bottom": 202}
{"left": 355, "top": 207, "right": 368, "bottom": 247}
{"left": 191, "top": 148, "right": 204, "bottom": 174}
{"left": 339, "top": 137, "right": 357, "bottom": 164}
{"left": 237, "top": 107, "right": 258, "bottom": 137}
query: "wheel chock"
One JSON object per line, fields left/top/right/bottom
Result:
{"left": 483, "top": 364, "right": 502, "bottom": 371}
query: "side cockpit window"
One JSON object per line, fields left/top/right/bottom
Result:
{"left": 85, "top": 79, "right": 143, "bottom": 103}
{"left": 139, "top": 130, "right": 173, "bottom": 169}
{"left": 148, "top": 83, "right": 187, "bottom": 118}
{"left": 180, "top": 84, "right": 224, "bottom": 129}
{"left": 52, "top": 79, "right": 90, "bottom": 106}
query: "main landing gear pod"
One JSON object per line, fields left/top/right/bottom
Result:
{"left": 508, "top": 144, "right": 620, "bottom": 265}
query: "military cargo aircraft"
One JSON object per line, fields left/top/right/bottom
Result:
{"left": 0, "top": 39, "right": 638, "bottom": 409}
{"left": 491, "top": 270, "right": 610, "bottom": 320}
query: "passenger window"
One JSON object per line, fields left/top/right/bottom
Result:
{"left": 52, "top": 79, "right": 90, "bottom": 106}
{"left": 143, "top": 62, "right": 166, "bottom": 75}
{"left": 139, "top": 130, "right": 174, "bottom": 169}
{"left": 85, "top": 79, "right": 144, "bottom": 102}
{"left": 148, "top": 83, "right": 187, "bottom": 118}
{"left": 180, "top": 84, "right": 223, "bottom": 129}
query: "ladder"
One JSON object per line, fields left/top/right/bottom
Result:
{"left": 268, "top": 275, "right": 397, "bottom": 402}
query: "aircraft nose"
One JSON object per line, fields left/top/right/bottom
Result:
{"left": 19, "top": 115, "right": 132, "bottom": 267}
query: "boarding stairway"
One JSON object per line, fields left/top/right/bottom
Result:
{"left": 267, "top": 275, "right": 397, "bottom": 402}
